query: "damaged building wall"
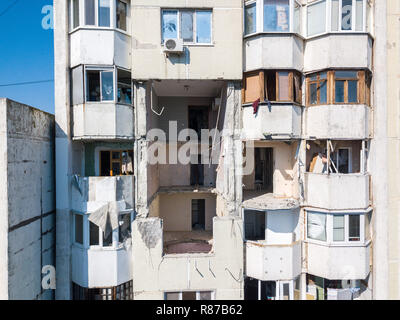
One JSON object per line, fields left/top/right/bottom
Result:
{"left": 0, "top": 99, "right": 55, "bottom": 300}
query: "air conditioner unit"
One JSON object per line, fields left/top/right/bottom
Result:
{"left": 163, "top": 38, "right": 184, "bottom": 54}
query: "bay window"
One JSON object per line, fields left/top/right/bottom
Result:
{"left": 244, "top": 0, "right": 301, "bottom": 35}
{"left": 307, "top": 0, "right": 371, "bottom": 37}
{"left": 306, "top": 70, "right": 371, "bottom": 106}
{"left": 161, "top": 9, "right": 212, "bottom": 44}
{"left": 83, "top": 66, "right": 132, "bottom": 104}
{"left": 307, "top": 211, "right": 367, "bottom": 244}
{"left": 243, "top": 70, "right": 302, "bottom": 104}
{"left": 70, "top": 0, "right": 129, "bottom": 31}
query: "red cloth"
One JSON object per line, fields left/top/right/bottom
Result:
{"left": 252, "top": 98, "right": 260, "bottom": 114}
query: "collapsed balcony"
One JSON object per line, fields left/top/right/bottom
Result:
{"left": 242, "top": 141, "right": 300, "bottom": 210}
{"left": 304, "top": 139, "right": 370, "bottom": 210}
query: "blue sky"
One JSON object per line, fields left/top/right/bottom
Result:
{"left": 0, "top": 0, "right": 54, "bottom": 114}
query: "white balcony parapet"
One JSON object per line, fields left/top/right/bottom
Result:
{"left": 72, "top": 103, "right": 134, "bottom": 140}
{"left": 246, "top": 241, "right": 301, "bottom": 281}
{"left": 306, "top": 241, "right": 371, "bottom": 280}
{"left": 242, "top": 103, "right": 302, "bottom": 140}
{"left": 305, "top": 104, "right": 370, "bottom": 139}
{"left": 304, "top": 173, "right": 370, "bottom": 210}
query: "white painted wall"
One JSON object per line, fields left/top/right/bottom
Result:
{"left": 305, "top": 173, "right": 370, "bottom": 210}
{"left": 305, "top": 105, "right": 370, "bottom": 139}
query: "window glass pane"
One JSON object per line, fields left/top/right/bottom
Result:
{"left": 331, "top": 0, "right": 339, "bottom": 31}
{"left": 335, "top": 71, "right": 358, "bottom": 79}
{"left": 75, "top": 214, "right": 83, "bottom": 244}
{"left": 103, "top": 229, "right": 113, "bottom": 246}
{"left": 307, "top": 0, "right": 326, "bottom": 36}
{"left": 116, "top": 0, "right": 127, "bottom": 31}
{"left": 294, "top": 1, "right": 301, "bottom": 34}
{"left": 335, "top": 80, "right": 345, "bottom": 103}
{"left": 310, "top": 83, "right": 317, "bottom": 105}
{"left": 245, "top": 3, "right": 257, "bottom": 35}
{"left": 73, "top": 0, "right": 80, "bottom": 29}
{"left": 166, "top": 292, "right": 180, "bottom": 300}
{"left": 89, "top": 222, "right": 99, "bottom": 245}
{"left": 278, "top": 72, "right": 290, "bottom": 100}
{"left": 162, "top": 10, "right": 178, "bottom": 41}
{"left": 341, "top": 0, "right": 353, "bottom": 30}
{"left": 333, "top": 215, "right": 345, "bottom": 241}
{"left": 119, "top": 214, "right": 131, "bottom": 243}
{"left": 99, "top": 0, "right": 111, "bottom": 27}
{"left": 182, "top": 292, "right": 197, "bottom": 300}
{"left": 356, "top": 0, "right": 363, "bottom": 31}
{"left": 117, "top": 69, "right": 132, "bottom": 104}
{"left": 196, "top": 11, "right": 212, "bottom": 43}
{"left": 338, "top": 149, "right": 350, "bottom": 173}
{"left": 319, "top": 80, "right": 327, "bottom": 103}
{"left": 101, "top": 71, "right": 114, "bottom": 101}
{"left": 349, "top": 215, "right": 361, "bottom": 241}
{"left": 199, "top": 291, "right": 212, "bottom": 300}
{"left": 85, "top": 0, "right": 95, "bottom": 25}
{"left": 348, "top": 80, "right": 358, "bottom": 103}
{"left": 264, "top": 0, "right": 290, "bottom": 32}
{"left": 86, "top": 70, "right": 100, "bottom": 102}
{"left": 307, "top": 211, "right": 327, "bottom": 241}
{"left": 181, "top": 11, "right": 194, "bottom": 42}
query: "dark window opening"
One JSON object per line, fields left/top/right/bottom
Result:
{"left": 72, "top": 281, "right": 133, "bottom": 300}
{"left": 192, "top": 199, "right": 205, "bottom": 230}
{"left": 100, "top": 150, "right": 133, "bottom": 176}
{"left": 254, "top": 147, "right": 273, "bottom": 192}
{"left": 244, "top": 210, "right": 265, "bottom": 241}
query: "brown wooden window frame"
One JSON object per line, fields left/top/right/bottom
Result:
{"left": 100, "top": 150, "right": 133, "bottom": 177}
{"left": 242, "top": 70, "right": 302, "bottom": 105}
{"left": 306, "top": 70, "right": 371, "bottom": 107}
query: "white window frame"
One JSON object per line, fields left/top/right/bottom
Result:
{"left": 305, "top": 0, "right": 368, "bottom": 39}
{"left": 161, "top": 9, "right": 213, "bottom": 45}
{"left": 306, "top": 210, "right": 365, "bottom": 245}
{"left": 164, "top": 291, "right": 215, "bottom": 300}
{"left": 116, "top": 67, "right": 133, "bottom": 106}
{"left": 244, "top": 0, "right": 258, "bottom": 36}
{"left": 84, "top": 65, "right": 116, "bottom": 103}
{"left": 330, "top": 147, "right": 352, "bottom": 174}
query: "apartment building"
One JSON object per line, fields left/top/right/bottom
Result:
{"left": 53, "top": 0, "right": 397, "bottom": 300}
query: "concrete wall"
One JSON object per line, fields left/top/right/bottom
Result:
{"left": 242, "top": 104, "right": 302, "bottom": 140}
{"left": 72, "top": 103, "right": 134, "bottom": 140}
{"left": 305, "top": 105, "right": 370, "bottom": 140}
{"left": 131, "top": 0, "right": 243, "bottom": 80}
{"left": 307, "top": 241, "right": 370, "bottom": 280}
{"left": 0, "top": 99, "right": 55, "bottom": 300}
{"left": 304, "top": 173, "right": 370, "bottom": 210}
{"left": 244, "top": 34, "right": 304, "bottom": 72}
{"left": 70, "top": 30, "right": 131, "bottom": 69}
{"left": 304, "top": 34, "right": 373, "bottom": 73}
{"left": 132, "top": 216, "right": 243, "bottom": 299}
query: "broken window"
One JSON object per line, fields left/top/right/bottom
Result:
{"left": 192, "top": 199, "right": 206, "bottom": 230}
{"left": 243, "top": 70, "right": 302, "bottom": 104}
{"left": 116, "top": 0, "right": 127, "bottom": 31}
{"left": 244, "top": 210, "right": 265, "bottom": 241}
{"left": 89, "top": 221, "right": 100, "bottom": 246}
{"left": 254, "top": 147, "right": 273, "bottom": 192}
{"left": 330, "top": 148, "right": 351, "bottom": 173}
{"left": 307, "top": 211, "right": 327, "bottom": 242}
{"left": 264, "top": 0, "right": 290, "bottom": 32}
{"left": 99, "top": 0, "right": 111, "bottom": 27}
{"left": 245, "top": 2, "right": 257, "bottom": 35}
{"left": 75, "top": 214, "right": 84, "bottom": 244}
{"left": 100, "top": 150, "right": 133, "bottom": 176}
{"left": 117, "top": 68, "right": 132, "bottom": 105}
{"left": 85, "top": 68, "right": 116, "bottom": 102}
{"left": 162, "top": 10, "right": 212, "bottom": 44}
{"left": 118, "top": 213, "right": 131, "bottom": 243}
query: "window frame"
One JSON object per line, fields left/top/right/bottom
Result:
{"left": 306, "top": 211, "right": 366, "bottom": 245}
{"left": 306, "top": 70, "right": 370, "bottom": 106}
{"left": 100, "top": 149, "right": 134, "bottom": 176}
{"left": 164, "top": 291, "right": 215, "bottom": 300}
{"left": 161, "top": 9, "right": 213, "bottom": 45}
{"left": 84, "top": 66, "right": 132, "bottom": 105}
{"left": 244, "top": 0, "right": 301, "bottom": 36}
